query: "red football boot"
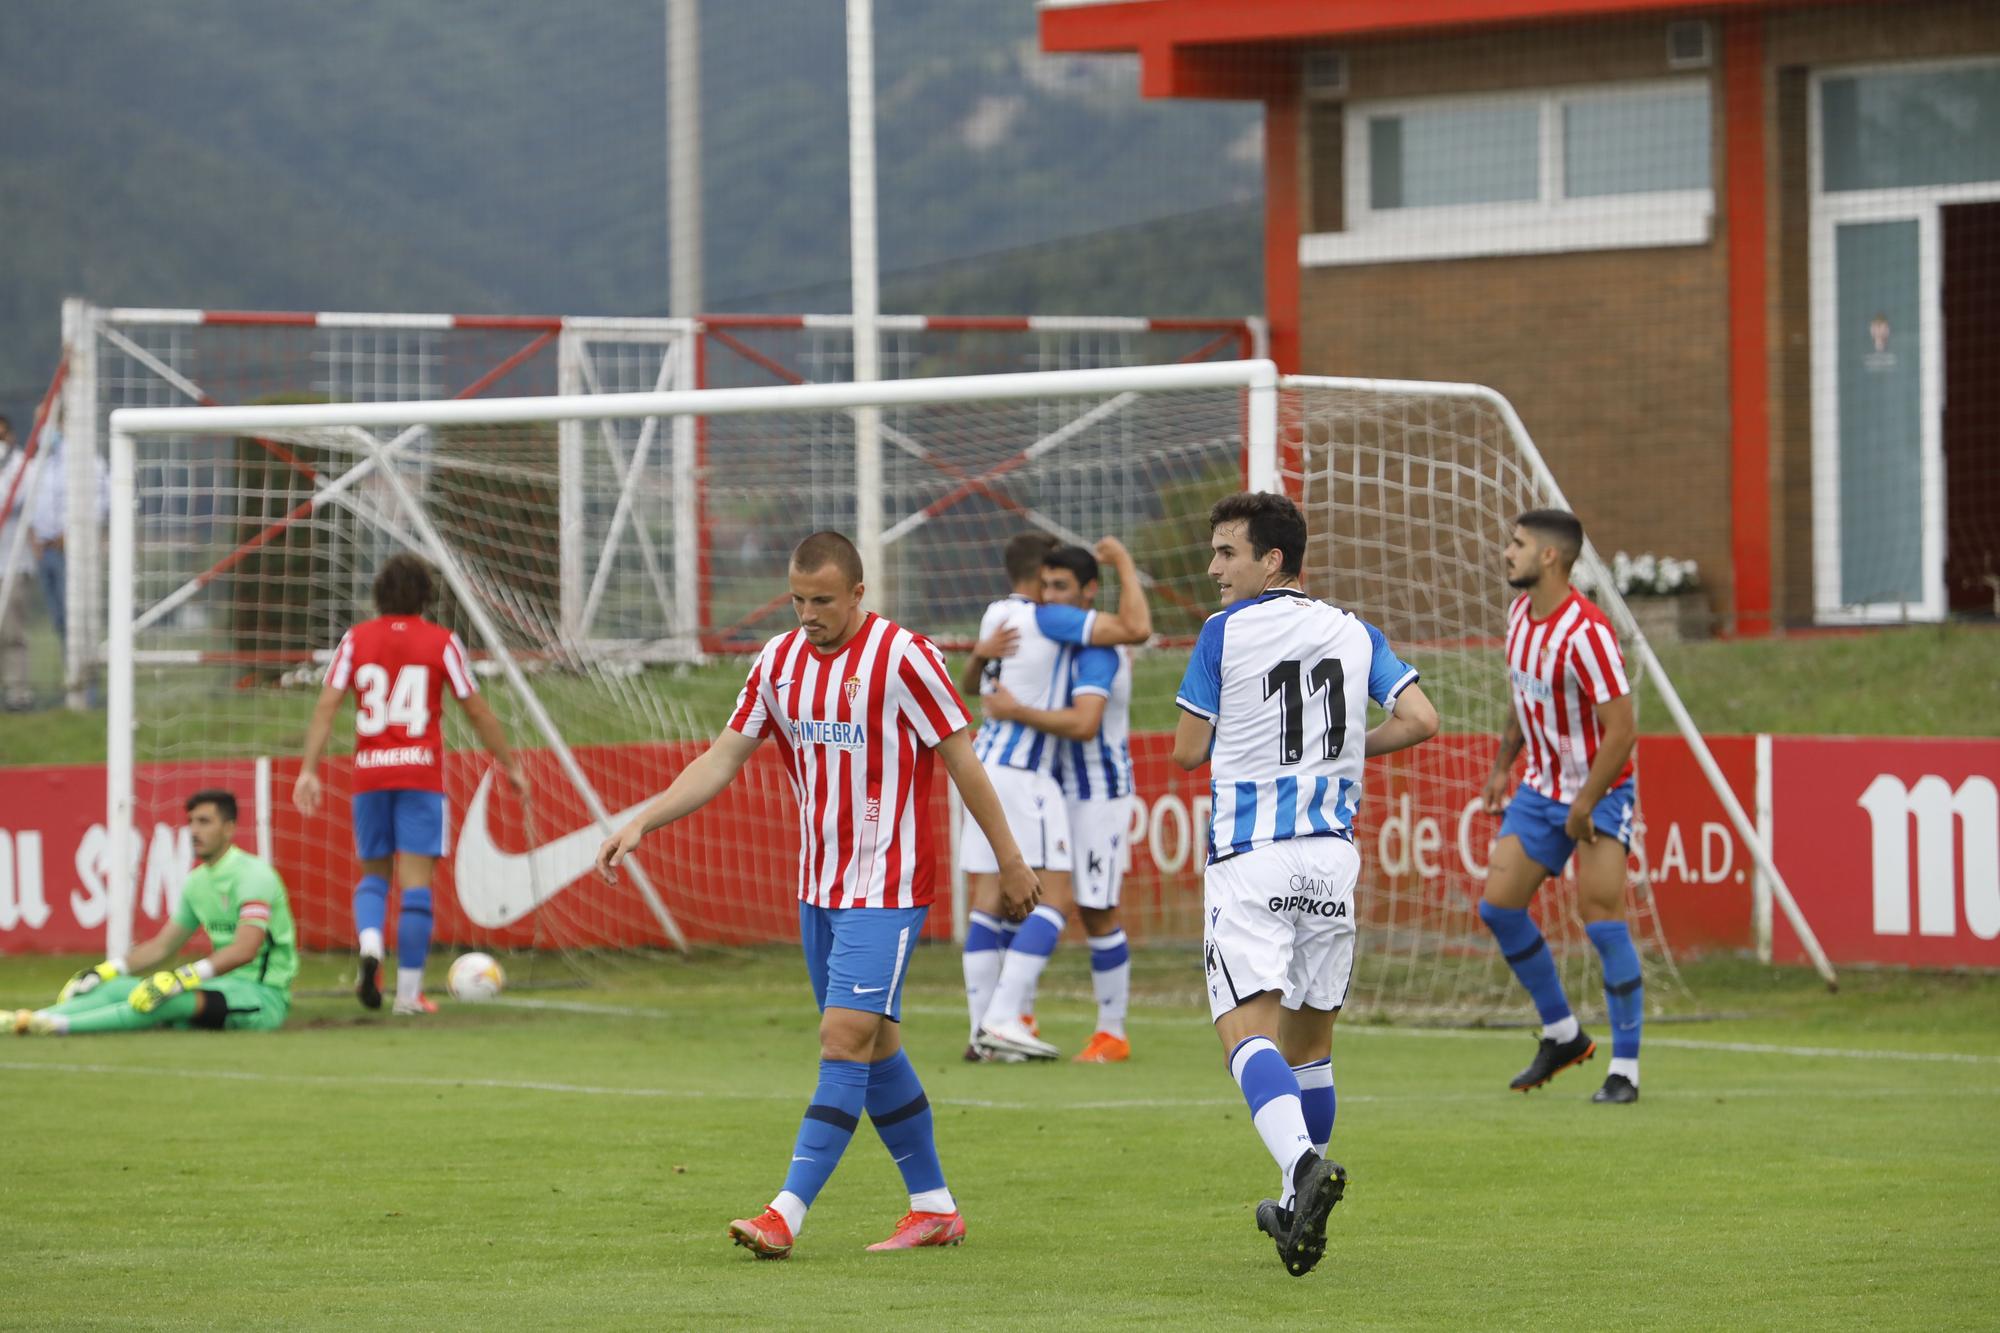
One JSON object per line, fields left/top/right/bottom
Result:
{"left": 865, "top": 1210, "right": 966, "bottom": 1252}
{"left": 728, "top": 1207, "right": 795, "bottom": 1260}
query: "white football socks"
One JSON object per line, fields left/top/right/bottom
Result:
{"left": 909, "top": 1187, "right": 955, "bottom": 1215}
{"left": 1088, "top": 932, "right": 1131, "bottom": 1038}
{"left": 770, "top": 1190, "right": 807, "bottom": 1236}
{"left": 962, "top": 947, "right": 1003, "bottom": 1039}
{"left": 395, "top": 967, "right": 424, "bottom": 1008}
{"left": 1608, "top": 1057, "right": 1639, "bottom": 1084}
{"left": 358, "top": 928, "right": 384, "bottom": 961}
{"left": 1543, "top": 1015, "right": 1580, "bottom": 1044}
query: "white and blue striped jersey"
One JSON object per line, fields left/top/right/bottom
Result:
{"left": 972, "top": 595, "right": 1097, "bottom": 777}
{"left": 1175, "top": 588, "right": 1418, "bottom": 865}
{"left": 1056, "top": 644, "right": 1133, "bottom": 801}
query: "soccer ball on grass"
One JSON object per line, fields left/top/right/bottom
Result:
{"left": 447, "top": 952, "right": 506, "bottom": 1003}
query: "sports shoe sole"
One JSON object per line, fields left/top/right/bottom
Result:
{"left": 1280, "top": 1159, "right": 1347, "bottom": 1278}
{"left": 974, "top": 1025, "right": 1058, "bottom": 1061}
{"left": 356, "top": 956, "right": 383, "bottom": 1011}
{"left": 1512, "top": 1040, "right": 1596, "bottom": 1092}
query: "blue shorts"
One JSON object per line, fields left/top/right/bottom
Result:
{"left": 1498, "top": 779, "right": 1636, "bottom": 878}
{"left": 352, "top": 789, "right": 448, "bottom": 860}
{"left": 799, "top": 902, "right": 928, "bottom": 1023}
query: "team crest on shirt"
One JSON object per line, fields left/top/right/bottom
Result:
{"left": 844, "top": 675, "right": 862, "bottom": 705}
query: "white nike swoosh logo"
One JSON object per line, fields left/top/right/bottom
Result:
{"left": 852, "top": 985, "right": 884, "bottom": 995}
{"left": 452, "top": 771, "right": 654, "bottom": 928}
{"left": 892, "top": 1153, "right": 913, "bottom": 1163}
{"left": 792, "top": 1155, "right": 812, "bottom": 1163}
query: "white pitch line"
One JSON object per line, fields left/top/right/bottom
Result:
{"left": 498, "top": 997, "right": 2000, "bottom": 1068}
{"left": 2, "top": 1059, "right": 1995, "bottom": 1111}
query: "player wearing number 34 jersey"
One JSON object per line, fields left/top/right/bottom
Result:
{"left": 295, "top": 555, "right": 525, "bottom": 1016}
{"left": 1173, "top": 492, "right": 1438, "bottom": 1279}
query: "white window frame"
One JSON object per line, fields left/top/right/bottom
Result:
{"left": 1807, "top": 54, "right": 2000, "bottom": 625}
{"left": 1302, "top": 77, "right": 1714, "bottom": 268}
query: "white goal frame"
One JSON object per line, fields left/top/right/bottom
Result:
{"left": 104, "top": 359, "right": 1834, "bottom": 987}
{"left": 103, "top": 358, "right": 1277, "bottom": 957}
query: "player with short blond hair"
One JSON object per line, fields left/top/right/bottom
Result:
{"left": 598, "top": 530, "right": 1039, "bottom": 1259}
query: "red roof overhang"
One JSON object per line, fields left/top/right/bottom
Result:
{"left": 1041, "top": 0, "right": 1861, "bottom": 98}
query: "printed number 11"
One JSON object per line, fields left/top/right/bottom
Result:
{"left": 1262, "top": 658, "right": 1345, "bottom": 764}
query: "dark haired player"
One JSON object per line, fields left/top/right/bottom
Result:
{"left": 14, "top": 790, "right": 297, "bottom": 1036}
{"left": 295, "top": 553, "right": 527, "bottom": 1014}
{"left": 1478, "top": 509, "right": 1643, "bottom": 1104}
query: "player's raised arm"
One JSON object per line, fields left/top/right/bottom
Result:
{"left": 596, "top": 727, "right": 762, "bottom": 883}
{"left": 936, "top": 729, "right": 1040, "bottom": 921}
{"left": 1084, "top": 536, "right": 1151, "bottom": 645}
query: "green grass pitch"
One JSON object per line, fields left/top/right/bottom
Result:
{"left": 4, "top": 950, "right": 1998, "bottom": 1330}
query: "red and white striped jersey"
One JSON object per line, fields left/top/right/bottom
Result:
{"left": 728, "top": 613, "right": 972, "bottom": 909}
{"left": 1504, "top": 591, "right": 1633, "bottom": 803}
{"left": 324, "top": 616, "right": 477, "bottom": 794}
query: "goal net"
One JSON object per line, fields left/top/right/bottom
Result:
{"left": 107, "top": 361, "right": 1819, "bottom": 1016}
{"left": 102, "top": 363, "right": 1262, "bottom": 981}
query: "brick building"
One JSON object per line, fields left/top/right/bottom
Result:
{"left": 1042, "top": 0, "right": 2000, "bottom": 631}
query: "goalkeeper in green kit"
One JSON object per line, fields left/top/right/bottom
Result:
{"left": 11, "top": 790, "right": 297, "bottom": 1037}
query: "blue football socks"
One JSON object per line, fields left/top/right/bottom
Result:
{"left": 775, "top": 1057, "right": 871, "bottom": 1233}
{"left": 1479, "top": 900, "right": 1575, "bottom": 1033}
{"left": 866, "top": 1049, "right": 952, "bottom": 1211}
{"left": 354, "top": 873, "right": 389, "bottom": 957}
{"left": 1587, "top": 919, "right": 1643, "bottom": 1066}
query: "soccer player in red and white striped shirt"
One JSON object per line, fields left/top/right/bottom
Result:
{"left": 1477, "top": 509, "right": 1644, "bottom": 1104}
{"left": 294, "top": 555, "right": 527, "bottom": 1015}
{"left": 596, "top": 531, "right": 1038, "bottom": 1259}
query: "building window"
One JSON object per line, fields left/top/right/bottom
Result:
{"left": 1820, "top": 63, "right": 2000, "bottom": 193}
{"left": 1368, "top": 102, "right": 1540, "bottom": 209}
{"left": 1305, "top": 79, "right": 1713, "bottom": 267}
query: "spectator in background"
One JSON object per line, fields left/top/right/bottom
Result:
{"left": 32, "top": 403, "right": 108, "bottom": 665}
{"left": 0, "top": 414, "right": 32, "bottom": 710}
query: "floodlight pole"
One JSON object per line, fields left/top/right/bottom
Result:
{"left": 668, "top": 0, "right": 702, "bottom": 319}
{"left": 847, "top": 0, "right": 885, "bottom": 608}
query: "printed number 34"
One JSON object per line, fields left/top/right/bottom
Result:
{"left": 354, "top": 664, "right": 431, "bottom": 738}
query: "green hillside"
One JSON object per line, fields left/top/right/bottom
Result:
{"left": 0, "top": 1, "right": 1261, "bottom": 418}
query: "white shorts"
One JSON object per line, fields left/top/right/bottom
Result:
{"left": 1202, "top": 836, "right": 1359, "bottom": 1023}
{"left": 960, "top": 766, "right": 1072, "bottom": 873}
{"left": 1067, "top": 796, "right": 1132, "bottom": 910}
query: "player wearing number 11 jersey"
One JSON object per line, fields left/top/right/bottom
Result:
{"left": 294, "top": 555, "right": 526, "bottom": 1014}
{"left": 1172, "top": 492, "right": 1438, "bottom": 1277}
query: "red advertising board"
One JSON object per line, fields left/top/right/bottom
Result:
{"left": 1768, "top": 737, "right": 2000, "bottom": 969}
{"left": 1, "top": 733, "right": 1992, "bottom": 968}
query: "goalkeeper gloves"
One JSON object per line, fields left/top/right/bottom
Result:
{"left": 128, "top": 965, "right": 208, "bottom": 1015}
{"left": 57, "top": 959, "right": 125, "bottom": 1005}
